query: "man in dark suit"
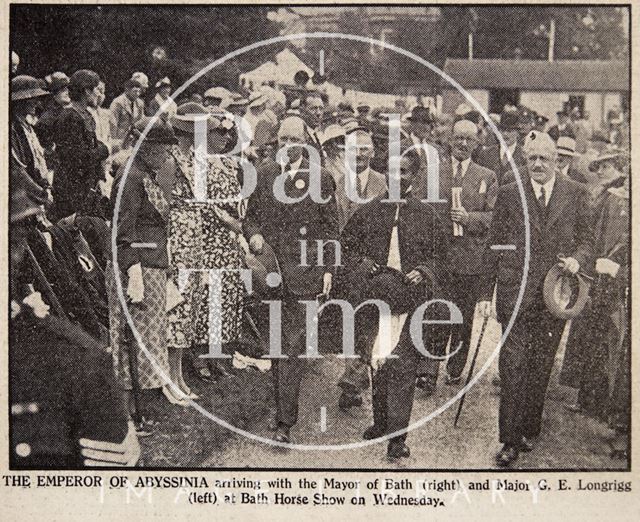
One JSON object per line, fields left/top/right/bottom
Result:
{"left": 474, "top": 108, "right": 525, "bottom": 186}
{"left": 417, "top": 119, "right": 498, "bottom": 392}
{"left": 340, "top": 148, "right": 449, "bottom": 459}
{"left": 547, "top": 110, "right": 575, "bottom": 142}
{"left": 244, "top": 116, "right": 339, "bottom": 443}
{"left": 478, "top": 131, "right": 593, "bottom": 467}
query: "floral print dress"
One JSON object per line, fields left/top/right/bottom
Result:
{"left": 167, "top": 147, "right": 245, "bottom": 350}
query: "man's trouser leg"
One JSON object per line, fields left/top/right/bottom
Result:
{"left": 275, "top": 295, "right": 309, "bottom": 428}
{"left": 373, "top": 328, "right": 420, "bottom": 443}
{"left": 338, "top": 306, "right": 379, "bottom": 396}
{"left": 498, "top": 312, "right": 532, "bottom": 446}
{"left": 521, "top": 308, "right": 565, "bottom": 439}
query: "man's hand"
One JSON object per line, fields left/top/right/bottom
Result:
{"left": 126, "top": 263, "right": 144, "bottom": 304}
{"left": 406, "top": 269, "right": 424, "bottom": 285}
{"left": 249, "top": 234, "right": 264, "bottom": 254}
{"left": 596, "top": 258, "right": 620, "bottom": 278}
{"left": 559, "top": 256, "right": 580, "bottom": 275}
{"left": 478, "top": 300, "right": 494, "bottom": 319}
{"left": 79, "top": 422, "right": 140, "bottom": 467}
{"left": 322, "top": 272, "right": 333, "bottom": 295}
{"left": 450, "top": 206, "right": 469, "bottom": 224}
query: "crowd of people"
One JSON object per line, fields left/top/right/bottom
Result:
{"left": 9, "top": 49, "right": 630, "bottom": 467}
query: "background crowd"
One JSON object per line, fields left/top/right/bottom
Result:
{"left": 9, "top": 44, "right": 630, "bottom": 466}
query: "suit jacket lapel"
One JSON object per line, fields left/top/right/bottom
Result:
{"left": 461, "top": 161, "right": 480, "bottom": 199}
{"left": 524, "top": 178, "right": 542, "bottom": 232}
{"left": 545, "top": 175, "right": 569, "bottom": 230}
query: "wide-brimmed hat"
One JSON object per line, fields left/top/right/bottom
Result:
{"left": 588, "top": 149, "right": 628, "bottom": 171}
{"left": 11, "top": 75, "right": 49, "bottom": 101}
{"left": 543, "top": 264, "right": 590, "bottom": 319}
{"left": 248, "top": 92, "right": 268, "bottom": 109}
{"left": 557, "top": 136, "right": 577, "bottom": 157}
{"left": 407, "top": 105, "right": 433, "bottom": 124}
{"left": 43, "top": 72, "right": 70, "bottom": 94}
{"left": 320, "top": 123, "right": 346, "bottom": 145}
{"left": 204, "top": 86, "right": 231, "bottom": 101}
{"left": 171, "top": 102, "right": 213, "bottom": 134}
{"left": 133, "top": 117, "right": 177, "bottom": 145}
{"left": 221, "top": 93, "right": 249, "bottom": 110}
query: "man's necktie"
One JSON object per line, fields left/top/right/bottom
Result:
{"left": 537, "top": 186, "right": 547, "bottom": 223}
{"left": 452, "top": 161, "right": 462, "bottom": 188}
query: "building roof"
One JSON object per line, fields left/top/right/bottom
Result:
{"left": 289, "top": 6, "right": 441, "bottom": 22}
{"left": 442, "top": 58, "right": 629, "bottom": 92}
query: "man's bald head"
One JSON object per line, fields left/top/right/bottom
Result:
{"left": 278, "top": 116, "right": 308, "bottom": 163}
{"left": 524, "top": 130, "right": 556, "bottom": 157}
{"left": 524, "top": 131, "right": 557, "bottom": 184}
{"left": 278, "top": 116, "right": 307, "bottom": 142}
{"left": 451, "top": 119, "right": 479, "bottom": 160}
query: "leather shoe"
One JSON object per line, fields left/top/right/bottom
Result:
{"left": 520, "top": 436, "right": 535, "bottom": 452}
{"left": 387, "top": 440, "right": 410, "bottom": 459}
{"left": 363, "top": 425, "right": 386, "bottom": 440}
{"left": 339, "top": 392, "right": 363, "bottom": 410}
{"left": 274, "top": 424, "right": 291, "bottom": 444}
{"left": 416, "top": 376, "right": 436, "bottom": 395}
{"left": 496, "top": 444, "right": 519, "bottom": 467}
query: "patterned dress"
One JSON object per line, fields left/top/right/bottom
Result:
{"left": 167, "top": 147, "right": 245, "bottom": 350}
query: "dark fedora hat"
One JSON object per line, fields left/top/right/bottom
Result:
{"left": 499, "top": 109, "right": 520, "bottom": 131}
{"left": 407, "top": 105, "right": 433, "bottom": 124}
{"left": 11, "top": 75, "right": 49, "bottom": 101}
{"left": 543, "top": 264, "right": 590, "bottom": 319}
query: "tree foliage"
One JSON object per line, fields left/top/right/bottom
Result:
{"left": 10, "top": 5, "right": 281, "bottom": 101}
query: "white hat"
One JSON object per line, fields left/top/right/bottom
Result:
{"left": 204, "top": 86, "right": 231, "bottom": 100}
{"left": 455, "top": 102, "right": 473, "bottom": 116}
{"left": 248, "top": 92, "right": 267, "bottom": 109}
{"left": 131, "top": 72, "right": 149, "bottom": 88}
{"left": 221, "top": 93, "right": 249, "bottom": 110}
{"left": 320, "top": 124, "right": 346, "bottom": 145}
{"left": 557, "top": 136, "right": 577, "bottom": 157}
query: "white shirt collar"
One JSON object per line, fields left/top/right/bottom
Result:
{"left": 530, "top": 175, "right": 556, "bottom": 206}
{"left": 561, "top": 164, "right": 570, "bottom": 177}
{"left": 451, "top": 156, "right": 471, "bottom": 177}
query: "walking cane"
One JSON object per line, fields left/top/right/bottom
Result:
{"left": 453, "top": 315, "right": 489, "bottom": 428}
